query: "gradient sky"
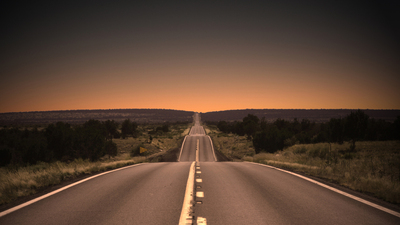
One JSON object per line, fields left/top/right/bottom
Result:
{"left": 1, "top": 0, "right": 399, "bottom": 113}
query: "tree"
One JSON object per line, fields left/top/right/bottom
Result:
{"left": 233, "top": 121, "right": 245, "bottom": 136}
{"left": 156, "top": 124, "right": 169, "bottom": 133}
{"left": 253, "top": 125, "right": 286, "bottom": 153}
{"left": 75, "top": 120, "right": 107, "bottom": 161}
{"left": 242, "top": 114, "right": 260, "bottom": 139}
{"left": 344, "top": 110, "right": 369, "bottom": 151}
{"left": 217, "top": 121, "right": 230, "bottom": 133}
{"left": 21, "top": 128, "right": 48, "bottom": 164}
{"left": 291, "top": 118, "right": 301, "bottom": 134}
{"left": 301, "top": 119, "right": 312, "bottom": 132}
{"left": 0, "top": 145, "right": 12, "bottom": 166}
{"left": 260, "top": 117, "right": 267, "bottom": 131}
{"left": 328, "top": 118, "right": 344, "bottom": 144}
{"left": 104, "top": 140, "right": 118, "bottom": 159}
{"left": 273, "top": 118, "right": 287, "bottom": 130}
{"left": 393, "top": 116, "right": 400, "bottom": 140}
{"left": 121, "top": 119, "right": 138, "bottom": 139}
{"left": 45, "top": 122, "right": 74, "bottom": 161}
{"left": 103, "top": 120, "right": 119, "bottom": 140}
{"left": 162, "top": 124, "right": 169, "bottom": 132}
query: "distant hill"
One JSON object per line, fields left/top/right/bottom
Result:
{"left": 201, "top": 109, "right": 400, "bottom": 123}
{"left": 0, "top": 109, "right": 194, "bottom": 125}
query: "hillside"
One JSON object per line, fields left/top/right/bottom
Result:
{"left": 201, "top": 109, "right": 400, "bottom": 123}
{"left": 0, "top": 109, "right": 194, "bottom": 125}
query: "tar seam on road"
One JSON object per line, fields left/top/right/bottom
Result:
{"left": 206, "top": 135, "right": 217, "bottom": 162}
{"left": 178, "top": 135, "right": 188, "bottom": 162}
{"left": 0, "top": 163, "right": 145, "bottom": 218}
{"left": 179, "top": 161, "right": 196, "bottom": 225}
{"left": 247, "top": 161, "right": 400, "bottom": 218}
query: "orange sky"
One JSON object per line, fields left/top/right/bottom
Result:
{"left": 1, "top": 1, "right": 399, "bottom": 113}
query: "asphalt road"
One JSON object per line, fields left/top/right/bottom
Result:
{"left": 194, "top": 162, "right": 400, "bottom": 224}
{"left": 179, "top": 134, "right": 215, "bottom": 162}
{"left": 0, "top": 162, "right": 191, "bottom": 225}
{"left": 1, "top": 113, "right": 399, "bottom": 224}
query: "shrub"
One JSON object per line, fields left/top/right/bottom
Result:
{"left": 307, "top": 145, "right": 329, "bottom": 159}
{"left": 45, "top": 122, "right": 74, "bottom": 161}
{"left": 253, "top": 126, "right": 283, "bottom": 154}
{"left": 293, "top": 146, "right": 307, "bottom": 154}
{"left": 0, "top": 146, "right": 12, "bottom": 166}
{"left": 130, "top": 145, "right": 142, "bottom": 157}
{"left": 121, "top": 119, "right": 138, "bottom": 138}
{"left": 104, "top": 140, "right": 118, "bottom": 158}
{"left": 74, "top": 120, "right": 107, "bottom": 161}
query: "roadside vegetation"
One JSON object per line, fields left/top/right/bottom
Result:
{"left": 247, "top": 141, "right": 400, "bottom": 204}
{"left": 0, "top": 120, "right": 190, "bottom": 205}
{"left": 205, "top": 110, "right": 400, "bottom": 204}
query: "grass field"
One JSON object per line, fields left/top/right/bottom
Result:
{"left": 205, "top": 124, "right": 400, "bottom": 204}
{"left": 206, "top": 125, "right": 255, "bottom": 160}
{"left": 0, "top": 155, "right": 146, "bottom": 205}
{"left": 0, "top": 123, "right": 191, "bottom": 206}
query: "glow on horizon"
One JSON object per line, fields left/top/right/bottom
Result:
{"left": 1, "top": 49, "right": 399, "bottom": 113}
{"left": 1, "top": 63, "right": 399, "bottom": 113}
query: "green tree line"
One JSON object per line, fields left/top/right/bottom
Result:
{"left": 213, "top": 110, "right": 400, "bottom": 154}
{"left": 0, "top": 119, "right": 138, "bottom": 167}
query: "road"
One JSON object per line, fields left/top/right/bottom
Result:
{"left": 1, "top": 113, "right": 399, "bottom": 224}
{"left": 0, "top": 163, "right": 191, "bottom": 225}
{"left": 194, "top": 162, "right": 399, "bottom": 224}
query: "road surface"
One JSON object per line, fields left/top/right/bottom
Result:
{"left": 1, "top": 113, "right": 399, "bottom": 224}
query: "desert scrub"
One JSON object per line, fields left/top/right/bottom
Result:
{"left": 205, "top": 125, "right": 255, "bottom": 160}
{"left": 251, "top": 141, "right": 400, "bottom": 203}
{"left": 0, "top": 157, "right": 146, "bottom": 205}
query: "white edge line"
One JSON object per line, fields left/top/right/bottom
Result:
{"left": 246, "top": 161, "right": 400, "bottom": 218}
{"left": 178, "top": 135, "right": 188, "bottom": 162}
{"left": 0, "top": 163, "right": 144, "bottom": 218}
{"left": 179, "top": 161, "right": 196, "bottom": 225}
{"left": 207, "top": 135, "right": 217, "bottom": 162}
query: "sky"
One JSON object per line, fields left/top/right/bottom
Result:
{"left": 1, "top": 0, "right": 399, "bottom": 113}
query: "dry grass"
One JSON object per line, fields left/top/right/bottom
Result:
{"left": 0, "top": 156, "right": 146, "bottom": 205}
{"left": 205, "top": 125, "right": 255, "bottom": 160}
{"left": 204, "top": 127, "right": 212, "bottom": 135}
{"left": 246, "top": 141, "right": 400, "bottom": 204}
{"left": 114, "top": 123, "right": 190, "bottom": 156}
{"left": 182, "top": 127, "right": 191, "bottom": 136}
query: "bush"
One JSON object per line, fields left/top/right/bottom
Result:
{"left": 121, "top": 119, "right": 138, "bottom": 139}
{"left": 284, "top": 136, "right": 298, "bottom": 147}
{"left": 307, "top": 146, "right": 329, "bottom": 159}
{"left": 344, "top": 110, "right": 369, "bottom": 151}
{"left": 45, "top": 122, "right": 74, "bottom": 161}
{"left": 0, "top": 146, "right": 12, "bottom": 166}
{"left": 253, "top": 127, "right": 279, "bottom": 154}
{"left": 130, "top": 145, "right": 143, "bottom": 157}
{"left": 293, "top": 146, "right": 307, "bottom": 154}
{"left": 217, "top": 121, "right": 230, "bottom": 133}
{"left": 103, "top": 120, "right": 119, "bottom": 140}
{"left": 104, "top": 140, "right": 118, "bottom": 158}
{"left": 74, "top": 120, "right": 108, "bottom": 161}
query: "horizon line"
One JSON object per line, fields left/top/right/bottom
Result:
{"left": 1, "top": 107, "right": 400, "bottom": 114}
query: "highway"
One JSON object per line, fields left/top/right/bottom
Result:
{"left": 0, "top": 162, "right": 191, "bottom": 225}
{"left": 194, "top": 162, "right": 400, "bottom": 224}
{"left": 1, "top": 113, "right": 399, "bottom": 224}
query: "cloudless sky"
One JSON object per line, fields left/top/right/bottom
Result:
{"left": 1, "top": 0, "right": 399, "bottom": 113}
